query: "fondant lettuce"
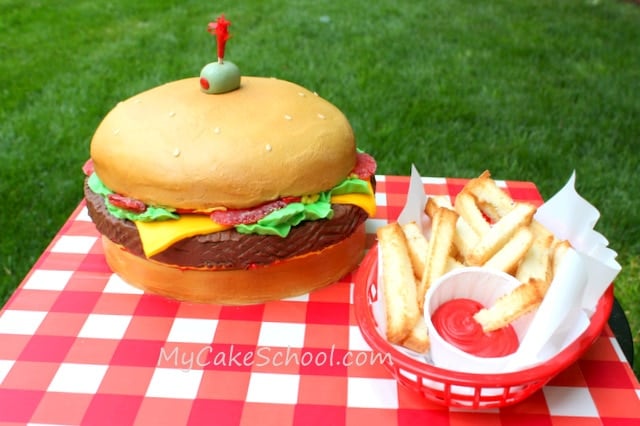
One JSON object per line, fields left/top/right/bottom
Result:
{"left": 87, "top": 173, "right": 178, "bottom": 221}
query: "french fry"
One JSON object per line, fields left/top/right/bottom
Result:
{"left": 473, "top": 278, "right": 543, "bottom": 332}
{"left": 424, "top": 195, "right": 453, "bottom": 219}
{"left": 515, "top": 222, "right": 555, "bottom": 294}
{"left": 529, "top": 219, "right": 555, "bottom": 242}
{"left": 445, "top": 256, "right": 464, "bottom": 272}
{"left": 401, "top": 319, "right": 431, "bottom": 353}
{"left": 466, "top": 203, "right": 537, "bottom": 266}
{"left": 454, "top": 191, "right": 491, "bottom": 235}
{"left": 464, "top": 170, "right": 516, "bottom": 221}
{"left": 425, "top": 197, "right": 464, "bottom": 262}
{"left": 376, "top": 223, "right": 421, "bottom": 344}
{"left": 484, "top": 226, "right": 534, "bottom": 274}
{"left": 453, "top": 217, "right": 478, "bottom": 261}
{"left": 417, "top": 207, "right": 458, "bottom": 311}
{"left": 401, "top": 222, "right": 429, "bottom": 281}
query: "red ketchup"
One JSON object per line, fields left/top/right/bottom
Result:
{"left": 431, "top": 299, "right": 519, "bottom": 358}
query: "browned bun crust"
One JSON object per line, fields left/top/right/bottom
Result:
{"left": 101, "top": 224, "right": 366, "bottom": 304}
{"left": 90, "top": 77, "right": 356, "bottom": 209}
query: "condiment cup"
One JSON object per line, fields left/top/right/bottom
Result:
{"left": 424, "top": 267, "right": 533, "bottom": 374}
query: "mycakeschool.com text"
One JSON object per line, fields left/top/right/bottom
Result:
{"left": 158, "top": 344, "right": 392, "bottom": 371}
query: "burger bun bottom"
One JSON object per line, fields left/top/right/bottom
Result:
{"left": 101, "top": 224, "right": 366, "bottom": 304}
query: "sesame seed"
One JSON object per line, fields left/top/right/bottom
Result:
{"left": 213, "top": 127, "right": 221, "bottom": 134}
{"left": 284, "top": 114, "right": 292, "bottom": 121}
{"left": 317, "top": 113, "right": 326, "bottom": 120}
{"left": 172, "top": 148, "right": 181, "bottom": 157}
{"left": 169, "top": 111, "right": 176, "bottom": 117}
{"left": 265, "top": 144, "right": 272, "bottom": 152}
{"left": 113, "top": 129, "right": 120, "bottom": 135}
{"left": 298, "top": 92, "right": 306, "bottom": 97}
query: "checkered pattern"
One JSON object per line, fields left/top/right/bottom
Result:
{"left": 1, "top": 175, "right": 638, "bottom": 425}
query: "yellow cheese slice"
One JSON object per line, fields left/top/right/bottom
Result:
{"left": 331, "top": 192, "right": 377, "bottom": 217}
{"left": 331, "top": 181, "right": 376, "bottom": 217}
{"left": 134, "top": 215, "right": 232, "bottom": 257}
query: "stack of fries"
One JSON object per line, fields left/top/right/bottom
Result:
{"left": 377, "top": 171, "right": 571, "bottom": 354}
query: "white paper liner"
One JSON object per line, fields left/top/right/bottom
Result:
{"left": 372, "top": 166, "right": 621, "bottom": 374}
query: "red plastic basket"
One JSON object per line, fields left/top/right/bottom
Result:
{"left": 353, "top": 244, "right": 614, "bottom": 409}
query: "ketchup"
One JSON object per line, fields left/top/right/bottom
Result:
{"left": 431, "top": 299, "right": 519, "bottom": 358}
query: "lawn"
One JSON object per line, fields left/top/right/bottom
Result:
{"left": 1, "top": 0, "right": 639, "bottom": 376}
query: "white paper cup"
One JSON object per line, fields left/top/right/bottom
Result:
{"left": 424, "top": 267, "right": 533, "bottom": 374}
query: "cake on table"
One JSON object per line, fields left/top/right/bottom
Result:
{"left": 82, "top": 15, "right": 377, "bottom": 304}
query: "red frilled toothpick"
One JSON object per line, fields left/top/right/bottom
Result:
{"left": 200, "top": 14, "right": 240, "bottom": 94}
{"left": 207, "top": 15, "right": 231, "bottom": 63}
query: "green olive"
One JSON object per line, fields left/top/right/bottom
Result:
{"left": 199, "top": 61, "right": 241, "bottom": 94}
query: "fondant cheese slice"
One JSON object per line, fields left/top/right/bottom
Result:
{"left": 330, "top": 192, "right": 377, "bottom": 218}
{"left": 135, "top": 215, "right": 232, "bottom": 257}
{"left": 331, "top": 181, "right": 376, "bottom": 217}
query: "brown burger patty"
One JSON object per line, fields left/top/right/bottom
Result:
{"left": 84, "top": 182, "right": 368, "bottom": 269}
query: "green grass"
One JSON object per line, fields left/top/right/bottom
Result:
{"left": 1, "top": 0, "right": 639, "bottom": 376}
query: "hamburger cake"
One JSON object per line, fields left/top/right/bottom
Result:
{"left": 81, "top": 17, "right": 377, "bottom": 304}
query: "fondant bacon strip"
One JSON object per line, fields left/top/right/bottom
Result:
{"left": 210, "top": 197, "right": 300, "bottom": 225}
{"left": 82, "top": 159, "right": 94, "bottom": 176}
{"left": 108, "top": 193, "right": 147, "bottom": 213}
{"left": 351, "top": 152, "right": 377, "bottom": 180}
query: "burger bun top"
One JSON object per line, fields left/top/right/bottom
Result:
{"left": 90, "top": 77, "right": 357, "bottom": 209}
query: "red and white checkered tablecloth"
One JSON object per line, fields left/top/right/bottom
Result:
{"left": 1, "top": 175, "right": 638, "bottom": 425}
